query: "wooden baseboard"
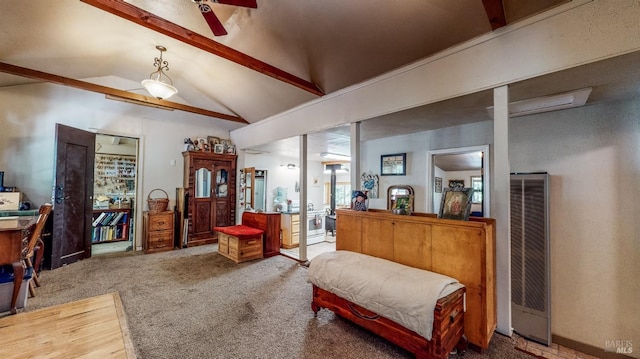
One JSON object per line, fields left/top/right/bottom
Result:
{"left": 552, "top": 334, "right": 634, "bottom": 359}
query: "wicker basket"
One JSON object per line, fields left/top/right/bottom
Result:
{"left": 147, "top": 188, "right": 169, "bottom": 213}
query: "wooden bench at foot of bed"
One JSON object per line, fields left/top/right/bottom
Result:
{"left": 312, "top": 285, "right": 467, "bottom": 359}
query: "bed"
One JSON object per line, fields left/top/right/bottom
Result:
{"left": 308, "top": 250, "right": 466, "bottom": 359}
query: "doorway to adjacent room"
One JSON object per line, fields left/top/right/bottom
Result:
{"left": 426, "top": 145, "right": 490, "bottom": 217}
{"left": 91, "top": 134, "right": 139, "bottom": 256}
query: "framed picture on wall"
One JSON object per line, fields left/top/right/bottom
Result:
{"left": 438, "top": 187, "right": 473, "bottom": 221}
{"left": 380, "top": 153, "right": 406, "bottom": 175}
{"left": 448, "top": 179, "right": 465, "bottom": 189}
{"left": 435, "top": 177, "right": 443, "bottom": 193}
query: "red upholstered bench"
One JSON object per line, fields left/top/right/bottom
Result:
{"left": 214, "top": 225, "right": 264, "bottom": 263}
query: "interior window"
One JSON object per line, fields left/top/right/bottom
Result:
{"left": 471, "top": 176, "right": 483, "bottom": 204}
{"left": 325, "top": 182, "right": 351, "bottom": 208}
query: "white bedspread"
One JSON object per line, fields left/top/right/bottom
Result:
{"left": 307, "top": 250, "right": 461, "bottom": 340}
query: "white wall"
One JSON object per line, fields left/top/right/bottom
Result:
{"left": 0, "top": 82, "right": 231, "bottom": 249}
{"left": 361, "top": 121, "right": 493, "bottom": 212}
{"left": 509, "top": 98, "right": 640, "bottom": 353}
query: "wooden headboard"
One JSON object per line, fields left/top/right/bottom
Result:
{"left": 335, "top": 208, "right": 496, "bottom": 350}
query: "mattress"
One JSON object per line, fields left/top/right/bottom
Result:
{"left": 307, "top": 250, "right": 463, "bottom": 340}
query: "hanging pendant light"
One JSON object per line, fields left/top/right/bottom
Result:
{"left": 141, "top": 45, "right": 178, "bottom": 100}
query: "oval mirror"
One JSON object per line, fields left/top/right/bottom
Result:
{"left": 387, "top": 185, "right": 415, "bottom": 214}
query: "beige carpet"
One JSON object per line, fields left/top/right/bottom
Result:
{"left": 21, "top": 245, "right": 534, "bottom": 358}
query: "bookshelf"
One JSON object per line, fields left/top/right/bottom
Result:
{"left": 93, "top": 154, "right": 136, "bottom": 209}
{"left": 91, "top": 208, "right": 131, "bottom": 244}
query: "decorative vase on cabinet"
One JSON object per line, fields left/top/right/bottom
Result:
{"left": 182, "top": 151, "right": 237, "bottom": 246}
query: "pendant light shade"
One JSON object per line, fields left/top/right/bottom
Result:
{"left": 141, "top": 45, "right": 178, "bottom": 100}
{"left": 141, "top": 79, "right": 178, "bottom": 100}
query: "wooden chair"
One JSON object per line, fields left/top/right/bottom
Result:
{"left": 32, "top": 204, "right": 51, "bottom": 281}
{"left": 22, "top": 203, "right": 52, "bottom": 297}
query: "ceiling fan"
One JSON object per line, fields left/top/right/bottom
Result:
{"left": 191, "top": 0, "right": 258, "bottom": 36}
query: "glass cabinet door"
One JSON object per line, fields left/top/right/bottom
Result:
{"left": 216, "top": 169, "right": 228, "bottom": 197}
{"left": 195, "top": 167, "right": 211, "bottom": 198}
{"left": 214, "top": 161, "right": 233, "bottom": 228}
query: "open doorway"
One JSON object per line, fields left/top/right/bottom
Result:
{"left": 91, "top": 134, "right": 139, "bottom": 255}
{"left": 426, "top": 145, "right": 490, "bottom": 217}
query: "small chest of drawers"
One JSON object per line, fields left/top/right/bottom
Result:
{"left": 143, "top": 211, "right": 174, "bottom": 254}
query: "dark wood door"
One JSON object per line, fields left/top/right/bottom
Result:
{"left": 51, "top": 124, "right": 95, "bottom": 269}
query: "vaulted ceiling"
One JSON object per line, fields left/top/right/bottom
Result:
{"left": 0, "top": 0, "right": 569, "bottom": 134}
{"left": 5, "top": 0, "right": 638, "bottom": 167}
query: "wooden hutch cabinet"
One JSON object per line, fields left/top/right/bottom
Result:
{"left": 182, "top": 151, "right": 237, "bottom": 246}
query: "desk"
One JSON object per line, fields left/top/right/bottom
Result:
{"left": 0, "top": 216, "right": 36, "bottom": 314}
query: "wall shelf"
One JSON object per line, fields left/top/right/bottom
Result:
{"left": 94, "top": 154, "right": 136, "bottom": 202}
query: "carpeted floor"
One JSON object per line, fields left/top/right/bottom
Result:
{"left": 21, "top": 245, "right": 534, "bottom": 358}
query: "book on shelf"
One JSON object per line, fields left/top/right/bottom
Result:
{"left": 92, "top": 227, "right": 99, "bottom": 242}
{"left": 121, "top": 212, "right": 129, "bottom": 226}
{"left": 100, "top": 212, "right": 115, "bottom": 226}
{"left": 92, "top": 211, "right": 130, "bottom": 242}
{"left": 121, "top": 222, "right": 128, "bottom": 240}
{"left": 92, "top": 225, "right": 127, "bottom": 243}
{"left": 92, "top": 212, "right": 107, "bottom": 227}
{"left": 92, "top": 210, "right": 131, "bottom": 226}
{"left": 109, "top": 212, "right": 125, "bottom": 226}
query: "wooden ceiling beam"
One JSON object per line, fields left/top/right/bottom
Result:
{"left": 482, "top": 0, "right": 507, "bottom": 30}
{"left": 0, "top": 62, "right": 248, "bottom": 124}
{"left": 79, "top": 0, "right": 324, "bottom": 96}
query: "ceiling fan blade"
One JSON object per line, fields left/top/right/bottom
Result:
{"left": 211, "top": 0, "right": 257, "bottom": 9}
{"left": 199, "top": 4, "right": 228, "bottom": 36}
